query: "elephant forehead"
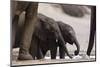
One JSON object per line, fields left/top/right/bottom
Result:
{"left": 64, "top": 30, "right": 75, "bottom": 37}
{"left": 38, "top": 13, "right": 56, "bottom": 25}
{"left": 68, "top": 30, "right": 75, "bottom": 36}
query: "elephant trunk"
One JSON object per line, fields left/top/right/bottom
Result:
{"left": 74, "top": 37, "right": 80, "bottom": 55}
{"left": 57, "top": 32, "right": 72, "bottom": 58}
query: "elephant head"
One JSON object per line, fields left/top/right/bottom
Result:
{"left": 57, "top": 21, "right": 80, "bottom": 56}
{"left": 37, "top": 13, "right": 72, "bottom": 58}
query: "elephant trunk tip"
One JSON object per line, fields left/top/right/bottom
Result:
{"left": 74, "top": 50, "right": 79, "bottom": 55}
{"left": 74, "top": 38, "right": 80, "bottom": 56}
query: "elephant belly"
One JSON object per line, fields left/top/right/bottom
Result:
{"left": 39, "top": 40, "right": 58, "bottom": 56}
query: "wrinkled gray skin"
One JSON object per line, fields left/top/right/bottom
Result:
{"left": 29, "top": 13, "right": 73, "bottom": 59}
{"left": 30, "top": 14, "right": 80, "bottom": 59}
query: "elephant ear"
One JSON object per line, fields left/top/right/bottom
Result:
{"left": 35, "top": 18, "right": 48, "bottom": 41}
{"left": 57, "top": 21, "right": 75, "bottom": 44}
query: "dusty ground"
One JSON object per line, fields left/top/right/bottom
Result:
{"left": 12, "top": 48, "right": 95, "bottom": 66}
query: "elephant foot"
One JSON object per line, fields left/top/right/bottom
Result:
{"left": 60, "top": 57, "right": 65, "bottom": 59}
{"left": 18, "top": 53, "right": 33, "bottom": 60}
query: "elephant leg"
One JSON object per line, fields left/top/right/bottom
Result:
{"left": 12, "top": 1, "right": 28, "bottom": 48}
{"left": 59, "top": 46, "right": 65, "bottom": 59}
{"left": 12, "top": 15, "right": 19, "bottom": 48}
{"left": 29, "top": 35, "right": 38, "bottom": 60}
{"left": 18, "top": 2, "right": 38, "bottom": 60}
{"left": 36, "top": 49, "right": 44, "bottom": 59}
{"left": 30, "top": 35, "right": 44, "bottom": 60}
{"left": 40, "top": 48, "right": 48, "bottom": 58}
{"left": 14, "top": 21, "right": 25, "bottom": 48}
{"left": 57, "top": 39, "right": 65, "bottom": 59}
{"left": 13, "top": 29, "right": 20, "bottom": 48}
{"left": 87, "top": 6, "right": 96, "bottom": 56}
{"left": 12, "top": 10, "right": 22, "bottom": 48}
{"left": 38, "top": 42, "right": 48, "bottom": 59}
{"left": 58, "top": 35, "right": 72, "bottom": 58}
{"left": 50, "top": 45, "right": 57, "bottom": 59}
{"left": 36, "top": 42, "right": 44, "bottom": 59}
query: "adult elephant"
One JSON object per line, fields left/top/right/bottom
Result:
{"left": 29, "top": 13, "right": 73, "bottom": 59}
{"left": 86, "top": 6, "right": 96, "bottom": 56}
{"left": 11, "top": 1, "right": 38, "bottom": 60}
{"left": 30, "top": 14, "right": 80, "bottom": 59}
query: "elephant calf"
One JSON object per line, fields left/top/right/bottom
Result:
{"left": 57, "top": 21, "right": 80, "bottom": 58}
{"left": 29, "top": 13, "right": 73, "bottom": 59}
{"left": 30, "top": 14, "right": 80, "bottom": 59}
